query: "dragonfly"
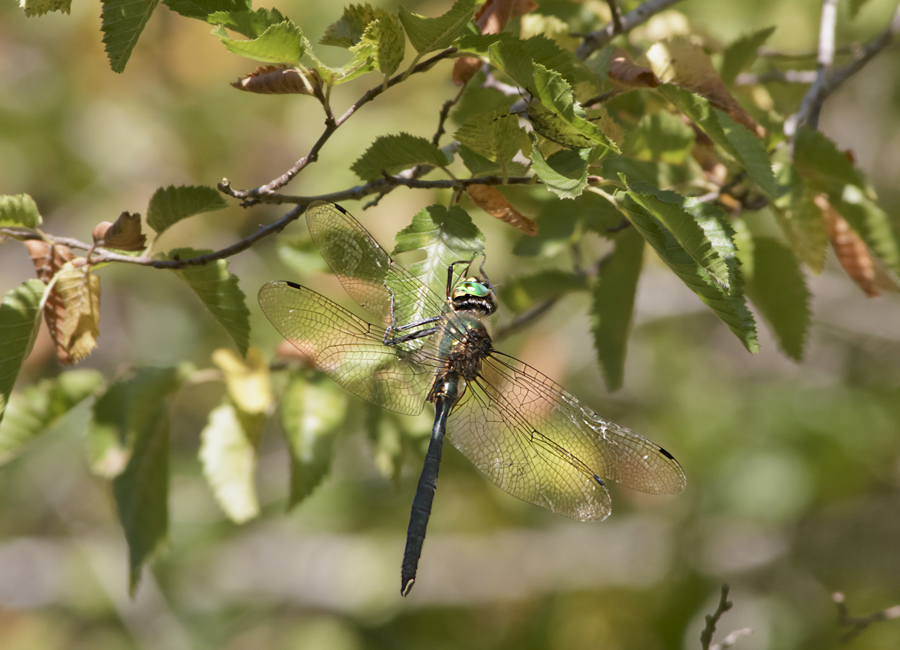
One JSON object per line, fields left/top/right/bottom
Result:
{"left": 258, "top": 201, "right": 686, "bottom": 596}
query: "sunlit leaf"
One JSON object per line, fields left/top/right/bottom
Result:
{"left": 453, "top": 108, "right": 529, "bottom": 173}
{"left": 772, "top": 165, "right": 829, "bottom": 273}
{"left": 19, "top": 0, "right": 72, "bottom": 16}
{"left": 792, "top": 127, "right": 866, "bottom": 191}
{"left": 831, "top": 186, "right": 900, "bottom": 276}
{"left": 398, "top": 0, "right": 477, "bottom": 54}
{"left": 101, "top": 0, "right": 161, "bottom": 73}
{"left": 207, "top": 7, "right": 286, "bottom": 39}
{"left": 146, "top": 185, "right": 228, "bottom": 235}
{"left": 54, "top": 263, "right": 102, "bottom": 364}
{"left": 200, "top": 402, "right": 262, "bottom": 523}
{"left": 622, "top": 111, "right": 695, "bottom": 164}
{"left": 393, "top": 204, "right": 484, "bottom": 303}
{"left": 93, "top": 212, "right": 147, "bottom": 251}
{"left": 0, "top": 194, "right": 42, "bottom": 228}
{"left": 214, "top": 19, "right": 305, "bottom": 64}
{"left": 592, "top": 227, "right": 644, "bottom": 390}
{"left": 320, "top": 3, "right": 386, "bottom": 48}
{"left": 617, "top": 193, "right": 758, "bottom": 352}
{"left": 170, "top": 248, "right": 251, "bottom": 356}
{"left": 529, "top": 140, "right": 590, "bottom": 200}
{"left": 351, "top": 133, "right": 450, "bottom": 180}
{"left": 358, "top": 14, "right": 405, "bottom": 76}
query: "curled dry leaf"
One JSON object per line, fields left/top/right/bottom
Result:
{"left": 466, "top": 184, "right": 538, "bottom": 236}
{"left": 607, "top": 48, "right": 660, "bottom": 90}
{"left": 645, "top": 37, "right": 766, "bottom": 138}
{"left": 232, "top": 65, "right": 324, "bottom": 96}
{"left": 452, "top": 0, "right": 539, "bottom": 86}
{"left": 24, "top": 240, "right": 76, "bottom": 364}
{"left": 93, "top": 211, "right": 147, "bottom": 251}
{"left": 816, "top": 194, "right": 879, "bottom": 297}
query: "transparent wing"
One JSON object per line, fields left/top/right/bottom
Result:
{"left": 305, "top": 201, "right": 451, "bottom": 330}
{"left": 448, "top": 352, "right": 686, "bottom": 521}
{"left": 259, "top": 281, "right": 440, "bottom": 416}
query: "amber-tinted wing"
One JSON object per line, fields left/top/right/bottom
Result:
{"left": 258, "top": 281, "right": 440, "bottom": 416}
{"left": 448, "top": 352, "right": 686, "bottom": 521}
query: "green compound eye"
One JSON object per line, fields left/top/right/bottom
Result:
{"left": 460, "top": 280, "right": 490, "bottom": 297}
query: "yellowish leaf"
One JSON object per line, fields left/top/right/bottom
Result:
{"left": 466, "top": 185, "right": 538, "bottom": 235}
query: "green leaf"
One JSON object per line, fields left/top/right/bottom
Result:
{"left": 215, "top": 20, "right": 306, "bottom": 64}
{"left": 398, "top": 0, "right": 477, "bottom": 54}
{"left": 282, "top": 374, "right": 345, "bottom": 509}
{"left": 592, "top": 227, "right": 644, "bottom": 391}
{"left": 392, "top": 204, "right": 484, "bottom": 302}
{"left": 320, "top": 3, "right": 386, "bottom": 48}
{"left": 720, "top": 26, "right": 776, "bottom": 86}
{"left": 488, "top": 34, "right": 595, "bottom": 90}
{"left": 793, "top": 127, "right": 866, "bottom": 191}
{"left": 772, "top": 164, "right": 829, "bottom": 273}
{"left": 830, "top": 185, "right": 900, "bottom": 276}
{"left": 351, "top": 133, "right": 450, "bottom": 180}
{"left": 170, "top": 248, "right": 251, "bottom": 356}
{"left": 200, "top": 402, "right": 261, "bottom": 523}
{"left": 358, "top": 15, "right": 405, "bottom": 76}
{"left": 206, "top": 7, "right": 286, "bottom": 39}
{"left": 622, "top": 111, "right": 695, "bottom": 164}
{"left": 656, "top": 84, "right": 776, "bottom": 197}
{"left": 101, "top": 0, "right": 161, "bottom": 73}
{"left": 162, "top": 0, "right": 250, "bottom": 19}
{"left": 88, "top": 366, "right": 186, "bottom": 477}
{"left": 113, "top": 398, "right": 170, "bottom": 595}
{"left": 20, "top": 0, "right": 72, "bottom": 17}
{"left": 529, "top": 139, "right": 591, "bottom": 200}
{"left": 528, "top": 64, "right": 620, "bottom": 153}
{"left": 499, "top": 269, "right": 587, "bottom": 313}
{"left": 0, "top": 280, "right": 45, "bottom": 430}
{"left": 626, "top": 182, "right": 734, "bottom": 290}
{"left": 146, "top": 185, "right": 228, "bottom": 235}
{"left": 0, "top": 194, "right": 42, "bottom": 227}
{"left": 0, "top": 370, "right": 104, "bottom": 467}
{"left": 617, "top": 193, "right": 758, "bottom": 353}
{"left": 743, "top": 237, "right": 810, "bottom": 361}
{"left": 454, "top": 108, "right": 529, "bottom": 173}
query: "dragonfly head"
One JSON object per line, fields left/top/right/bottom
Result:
{"left": 451, "top": 277, "right": 497, "bottom": 315}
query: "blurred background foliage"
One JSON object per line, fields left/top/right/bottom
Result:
{"left": 2, "top": 0, "right": 900, "bottom": 649}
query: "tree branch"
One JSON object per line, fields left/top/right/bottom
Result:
{"left": 221, "top": 48, "right": 458, "bottom": 203}
{"left": 786, "top": 2, "right": 900, "bottom": 136}
{"left": 576, "top": 0, "right": 685, "bottom": 60}
{"left": 700, "top": 585, "right": 734, "bottom": 650}
{"left": 834, "top": 592, "right": 900, "bottom": 644}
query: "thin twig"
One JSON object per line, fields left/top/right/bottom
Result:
{"left": 700, "top": 585, "right": 734, "bottom": 650}
{"left": 605, "top": 0, "right": 623, "bottom": 34}
{"left": 786, "top": 2, "right": 900, "bottom": 137}
{"left": 834, "top": 592, "right": 900, "bottom": 644}
{"left": 223, "top": 48, "right": 458, "bottom": 202}
{"left": 736, "top": 70, "right": 819, "bottom": 85}
{"left": 576, "top": 0, "right": 685, "bottom": 60}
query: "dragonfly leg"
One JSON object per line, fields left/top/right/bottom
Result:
{"left": 381, "top": 279, "right": 442, "bottom": 345}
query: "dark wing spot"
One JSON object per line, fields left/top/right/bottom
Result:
{"left": 286, "top": 281, "right": 302, "bottom": 290}
{"left": 658, "top": 446, "right": 675, "bottom": 460}
{"left": 593, "top": 474, "right": 605, "bottom": 486}
{"left": 333, "top": 203, "right": 349, "bottom": 215}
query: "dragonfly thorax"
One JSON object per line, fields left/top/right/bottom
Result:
{"left": 450, "top": 277, "right": 497, "bottom": 315}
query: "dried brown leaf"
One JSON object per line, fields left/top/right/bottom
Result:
{"left": 646, "top": 37, "right": 766, "bottom": 138}
{"left": 232, "top": 65, "right": 324, "bottom": 96}
{"left": 817, "top": 195, "right": 879, "bottom": 297}
{"left": 466, "top": 184, "right": 538, "bottom": 235}
{"left": 23, "top": 240, "right": 75, "bottom": 363}
{"left": 93, "top": 211, "right": 146, "bottom": 251}
{"left": 55, "top": 263, "right": 102, "bottom": 364}
{"left": 607, "top": 48, "right": 660, "bottom": 89}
